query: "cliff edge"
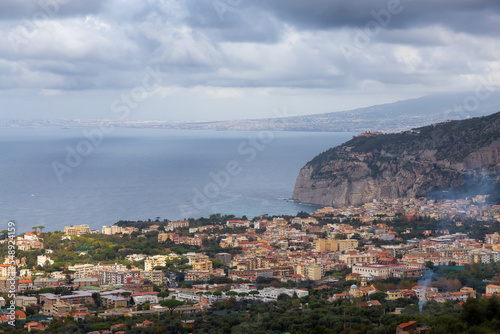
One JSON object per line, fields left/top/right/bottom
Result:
{"left": 293, "top": 112, "right": 500, "bottom": 207}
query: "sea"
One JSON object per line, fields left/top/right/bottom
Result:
{"left": 0, "top": 127, "right": 354, "bottom": 234}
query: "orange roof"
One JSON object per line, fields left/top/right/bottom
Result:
{"left": 397, "top": 321, "right": 417, "bottom": 329}
{"left": 15, "top": 310, "right": 26, "bottom": 319}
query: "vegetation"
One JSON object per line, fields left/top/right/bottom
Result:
{"left": 306, "top": 112, "right": 500, "bottom": 201}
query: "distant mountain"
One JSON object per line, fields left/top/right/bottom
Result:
{"left": 293, "top": 111, "right": 500, "bottom": 207}
{"left": 168, "top": 91, "right": 500, "bottom": 133}
{"left": 3, "top": 91, "right": 500, "bottom": 133}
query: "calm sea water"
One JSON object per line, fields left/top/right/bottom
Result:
{"left": 0, "top": 127, "right": 353, "bottom": 233}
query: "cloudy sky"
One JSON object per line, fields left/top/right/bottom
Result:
{"left": 0, "top": 0, "right": 499, "bottom": 121}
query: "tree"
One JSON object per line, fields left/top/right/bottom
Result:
{"left": 92, "top": 292, "right": 102, "bottom": 307}
{"left": 121, "top": 292, "right": 132, "bottom": 298}
{"left": 370, "top": 292, "right": 388, "bottom": 302}
{"left": 157, "top": 291, "right": 170, "bottom": 300}
{"left": 160, "top": 299, "right": 184, "bottom": 316}
{"left": 213, "top": 290, "right": 223, "bottom": 302}
{"left": 225, "top": 291, "right": 238, "bottom": 298}
{"left": 249, "top": 290, "right": 259, "bottom": 299}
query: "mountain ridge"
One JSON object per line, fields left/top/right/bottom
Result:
{"left": 292, "top": 111, "right": 500, "bottom": 207}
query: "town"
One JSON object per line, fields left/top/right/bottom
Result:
{"left": 2, "top": 195, "right": 500, "bottom": 333}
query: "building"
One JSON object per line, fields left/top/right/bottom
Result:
{"left": 144, "top": 258, "right": 166, "bottom": 271}
{"left": 314, "top": 238, "right": 359, "bottom": 253}
{"left": 486, "top": 284, "right": 500, "bottom": 295}
{"left": 102, "top": 296, "right": 128, "bottom": 308}
{"left": 68, "top": 264, "right": 95, "bottom": 279}
{"left": 339, "top": 252, "right": 377, "bottom": 266}
{"left": 168, "top": 221, "right": 190, "bottom": 230}
{"left": 37, "top": 255, "right": 54, "bottom": 267}
{"left": 412, "top": 286, "right": 439, "bottom": 301}
{"left": 469, "top": 250, "right": 500, "bottom": 264}
{"left": 215, "top": 253, "right": 232, "bottom": 265}
{"left": 14, "top": 296, "right": 38, "bottom": 309}
{"left": 387, "top": 290, "right": 406, "bottom": 300}
{"left": 64, "top": 225, "right": 90, "bottom": 236}
{"left": 256, "top": 287, "right": 309, "bottom": 300}
{"left": 306, "top": 264, "right": 322, "bottom": 280}
{"left": 337, "top": 239, "right": 359, "bottom": 252}
{"left": 314, "top": 238, "right": 336, "bottom": 252}
{"left": 192, "top": 260, "right": 213, "bottom": 273}
{"left": 96, "top": 270, "right": 128, "bottom": 285}
{"left": 34, "top": 277, "right": 59, "bottom": 288}
{"left": 131, "top": 292, "right": 159, "bottom": 305}
{"left": 0, "top": 277, "right": 19, "bottom": 292}
{"left": 486, "top": 232, "right": 500, "bottom": 244}
{"left": 140, "top": 270, "right": 163, "bottom": 285}
{"left": 43, "top": 301, "right": 71, "bottom": 315}
{"left": 396, "top": 321, "right": 417, "bottom": 334}
{"left": 351, "top": 264, "right": 406, "bottom": 278}
{"left": 101, "top": 225, "right": 139, "bottom": 235}
{"left": 74, "top": 277, "right": 99, "bottom": 288}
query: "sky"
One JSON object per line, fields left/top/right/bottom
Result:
{"left": 0, "top": 0, "right": 499, "bottom": 121}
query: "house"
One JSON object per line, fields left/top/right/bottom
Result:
{"left": 387, "top": 290, "right": 405, "bottom": 300}
{"left": 181, "top": 320, "right": 195, "bottom": 329}
{"left": 136, "top": 320, "right": 155, "bottom": 327}
{"left": 396, "top": 321, "right": 417, "bottom": 334}
{"left": 486, "top": 284, "right": 500, "bottom": 295}
{"left": 24, "top": 321, "right": 46, "bottom": 332}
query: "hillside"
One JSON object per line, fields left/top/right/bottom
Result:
{"left": 293, "top": 111, "right": 500, "bottom": 207}
{"left": 170, "top": 92, "right": 500, "bottom": 133}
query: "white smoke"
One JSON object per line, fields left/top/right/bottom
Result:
{"left": 417, "top": 269, "right": 433, "bottom": 312}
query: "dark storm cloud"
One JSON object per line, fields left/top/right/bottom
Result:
{"left": 252, "top": 0, "right": 500, "bottom": 35}
{"left": 0, "top": 0, "right": 498, "bottom": 109}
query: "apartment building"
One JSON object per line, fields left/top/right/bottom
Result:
{"left": 64, "top": 224, "right": 90, "bottom": 236}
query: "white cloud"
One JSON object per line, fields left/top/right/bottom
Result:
{"left": 0, "top": 0, "right": 498, "bottom": 120}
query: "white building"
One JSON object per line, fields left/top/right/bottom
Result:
{"left": 256, "top": 287, "right": 309, "bottom": 301}
{"left": 68, "top": 264, "right": 95, "bottom": 279}
{"left": 132, "top": 293, "right": 159, "bottom": 305}
{"left": 351, "top": 264, "right": 406, "bottom": 278}
{"left": 37, "top": 255, "right": 54, "bottom": 267}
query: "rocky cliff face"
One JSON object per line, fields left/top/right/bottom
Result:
{"left": 293, "top": 112, "right": 500, "bottom": 207}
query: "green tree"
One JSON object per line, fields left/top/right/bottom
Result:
{"left": 157, "top": 291, "right": 170, "bottom": 299}
{"left": 160, "top": 299, "right": 184, "bottom": 316}
{"left": 92, "top": 292, "right": 102, "bottom": 307}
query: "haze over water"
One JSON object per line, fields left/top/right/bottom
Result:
{"left": 0, "top": 128, "right": 353, "bottom": 233}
